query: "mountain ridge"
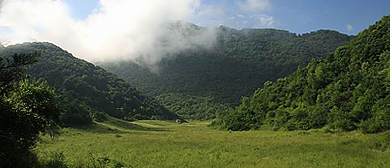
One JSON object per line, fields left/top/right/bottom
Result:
{"left": 0, "top": 42, "right": 180, "bottom": 125}
{"left": 101, "top": 27, "right": 353, "bottom": 104}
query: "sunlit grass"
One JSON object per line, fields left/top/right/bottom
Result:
{"left": 34, "top": 117, "right": 390, "bottom": 168}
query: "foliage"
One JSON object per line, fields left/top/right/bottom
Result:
{"left": 213, "top": 15, "right": 390, "bottom": 132}
{"left": 40, "top": 151, "right": 68, "bottom": 168}
{"left": 1, "top": 43, "right": 180, "bottom": 126}
{"left": 156, "top": 93, "right": 232, "bottom": 120}
{"left": 37, "top": 151, "right": 128, "bottom": 168}
{"left": 0, "top": 53, "right": 60, "bottom": 167}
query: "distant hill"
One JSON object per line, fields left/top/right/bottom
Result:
{"left": 100, "top": 24, "right": 352, "bottom": 120}
{"left": 102, "top": 27, "right": 352, "bottom": 106}
{"left": 0, "top": 42, "right": 179, "bottom": 126}
{"left": 212, "top": 15, "right": 390, "bottom": 133}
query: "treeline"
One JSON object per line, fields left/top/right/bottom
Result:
{"left": 156, "top": 93, "right": 232, "bottom": 120}
{"left": 212, "top": 15, "right": 390, "bottom": 133}
{"left": 1, "top": 43, "right": 180, "bottom": 126}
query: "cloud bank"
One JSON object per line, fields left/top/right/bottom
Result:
{"left": 0, "top": 0, "right": 215, "bottom": 65}
{"left": 0, "top": 0, "right": 274, "bottom": 65}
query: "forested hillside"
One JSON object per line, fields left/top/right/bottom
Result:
{"left": 0, "top": 43, "right": 179, "bottom": 126}
{"left": 102, "top": 27, "right": 352, "bottom": 106}
{"left": 101, "top": 25, "right": 352, "bottom": 119}
{"left": 212, "top": 15, "right": 390, "bottom": 133}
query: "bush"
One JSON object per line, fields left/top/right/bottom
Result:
{"left": 42, "top": 152, "right": 68, "bottom": 168}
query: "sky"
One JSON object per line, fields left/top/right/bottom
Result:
{"left": 58, "top": 0, "right": 390, "bottom": 35}
{"left": 0, "top": 0, "right": 389, "bottom": 64}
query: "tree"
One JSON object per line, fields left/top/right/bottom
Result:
{"left": 0, "top": 53, "right": 60, "bottom": 167}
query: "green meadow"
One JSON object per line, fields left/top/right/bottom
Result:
{"left": 34, "top": 117, "right": 390, "bottom": 168}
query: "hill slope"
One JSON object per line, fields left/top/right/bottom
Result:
{"left": 212, "top": 15, "right": 390, "bottom": 133}
{"left": 101, "top": 26, "right": 352, "bottom": 120}
{"left": 102, "top": 27, "right": 352, "bottom": 106}
{"left": 0, "top": 42, "right": 179, "bottom": 125}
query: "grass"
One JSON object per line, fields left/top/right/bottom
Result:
{"left": 34, "top": 117, "right": 390, "bottom": 168}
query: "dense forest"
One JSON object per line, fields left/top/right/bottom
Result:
{"left": 212, "top": 15, "right": 390, "bottom": 133}
{"left": 155, "top": 93, "right": 232, "bottom": 120}
{"left": 101, "top": 25, "right": 352, "bottom": 119}
{"left": 0, "top": 43, "right": 180, "bottom": 126}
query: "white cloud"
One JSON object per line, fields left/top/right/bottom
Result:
{"left": 197, "top": 4, "right": 226, "bottom": 20}
{"left": 252, "top": 14, "right": 274, "bottom": 27}
{"left": 237, "top": 0, "right": 271, "bottom": 14}
{"left": 0, "top": 0, "right": 216, "bottom": 66}
{"left": 0, "top": 0, "right": 277, "bottom": 66}
{"left": 193, "top": 0, "right": 274, "bottom": 29}
{"left": 347, "top": 24, "right": 353, "bottom": 31}
{"left": 0, "top": 26, "right": 36, "bottom": 45}
{"left": 225, "top": 14, "right": 274, "bottom": 29}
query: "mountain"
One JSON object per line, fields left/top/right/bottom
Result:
{"left": 102, "top": 27, "right": 352, "bottom": 106}
{"left": 0, "top": 42, "right": 180, "bottom": 126}
{"left": 100, "top": 25, "right": 352, "bottom": 120}
{"left": 212, "top": 15, "right": 390, "bottom": 133}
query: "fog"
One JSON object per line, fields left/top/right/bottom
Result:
{"left": 0, "top": 0, "right": 218, "bottom": 66}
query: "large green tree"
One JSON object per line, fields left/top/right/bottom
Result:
{"left": 0, "top": 53, "right": 60, "bottom": 167}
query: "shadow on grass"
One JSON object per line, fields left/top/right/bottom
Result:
{"left": 70, "top": 118, "right": 169, "bottom": 134}
{"left": 105, "top": 118, "right": 168, "bottom": 132}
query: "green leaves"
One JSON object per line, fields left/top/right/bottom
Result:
{"left": 214, "top": 15, "right": 390, "bottom": 133}
{"left": 0, "top": 52, "right": 60, "bottom": 167}
{"left": 1, "top": 42, "right": 180, "bottom": 125}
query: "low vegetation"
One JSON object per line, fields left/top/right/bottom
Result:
{"left": 34, "top": 118, "right": 390, "bottom": 168}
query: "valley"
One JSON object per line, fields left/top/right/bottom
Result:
{"left": 1, "top": 1, "right": 389, "bottom": 166}
{"left": 34, "top": 118, "right": 390, "bottom": 168}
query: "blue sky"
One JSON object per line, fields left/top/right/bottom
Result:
{"left": 62, "top": 0, "right": 390, "bottom": 35}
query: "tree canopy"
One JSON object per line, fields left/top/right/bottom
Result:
{"left": 1, "top": 43, "right": 180, "bottom": 126}
{"left": 101, "top": 25, "right": 352, "bottom": 120}
{"left": 0, "top": 52, "right": 60, "bottom": 167}
{"left": 212, "top": 15, "right": 390, "bottom": 133}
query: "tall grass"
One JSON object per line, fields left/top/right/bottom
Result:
{"left": 34, "top": 117, "right": 390, "bottom": 168}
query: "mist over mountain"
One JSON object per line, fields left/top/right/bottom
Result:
{"left": 101, "top": 25, "right": 353, "bottom": 110}
{"left": 0, "top": 0, "right": 218, "bottom": 65}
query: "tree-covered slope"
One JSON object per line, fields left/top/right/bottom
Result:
{"left": 0, "top": 42, "right": 179, "bottom": 125}
{"left": 155, "top": 93, "right": 232, "bottom": 120}
{"left": 101, "top": 27, "right": 353, "bottom": 106}
{"left": 212, "top": 15, "right": 390, "bottom": 133}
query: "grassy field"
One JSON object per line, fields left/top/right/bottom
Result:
{"left": 34, "top": 117, "right": 390, "bottom": 168}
